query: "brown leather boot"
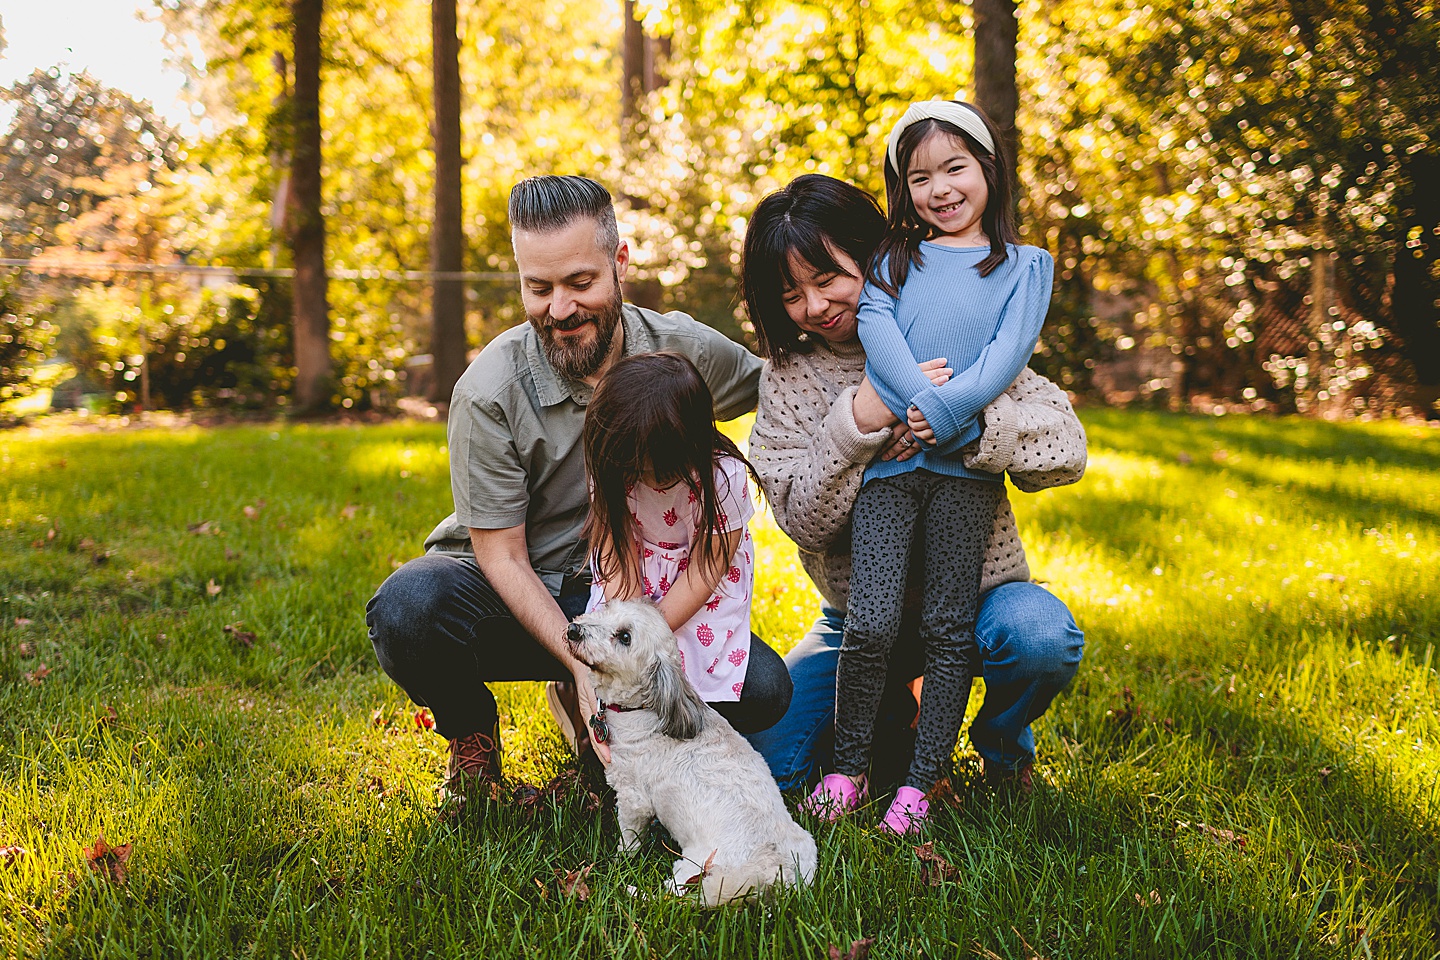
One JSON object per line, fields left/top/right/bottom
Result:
{"left": 441, "top": 725, "right": 501, "bottom": 805}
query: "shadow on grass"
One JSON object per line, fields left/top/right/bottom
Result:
{"left": 1080, "top": 408, "right": 1440, "bottom": 475}
{"left": 951, "top": 668, "right": 1440, "bottom": 956}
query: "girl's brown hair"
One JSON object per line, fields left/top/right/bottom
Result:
{"left": 582, "top": 352, "right": 758, "bottom": 598}
{"left": 871, "top": 104, "right": 1017, "bottom": 296}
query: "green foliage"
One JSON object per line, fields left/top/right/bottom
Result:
{"left": 0, "top": 69, "right": 182, "bottom": 260}
{"left": 1021, "top": 0, "right": 1440, "bottom": 412}
{"left": 0, "top": 281, "right": 55, "bottom": 401}
{"left": 154, "top": 0, "right": 622, "bottom": 410}
{"left": 0, "top": 412, "right": 1437, "bottom": 955}
{"left": 10, "top": 1, "right": 1437, "bottom": 415}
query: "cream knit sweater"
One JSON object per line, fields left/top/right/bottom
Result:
{"left": 749, "top": 336, "right": 1087, "bottom": 611}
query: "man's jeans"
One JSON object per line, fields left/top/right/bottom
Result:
{"left": 744, "top": 581, "right": 1084, "bottom": 791}
{"left": 366, "top": 554, "right": 793, "bottom": 743}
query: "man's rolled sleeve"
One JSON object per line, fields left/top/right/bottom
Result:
{"left": 689, "top": 320, "right": 762, "bottom": 421}
{"left": 449, "top": 392, "right": 530, "bottom": 529}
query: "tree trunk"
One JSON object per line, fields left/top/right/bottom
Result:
{"left": 287, "top": 0, "right": 331, "bottom": 413}
{"left": 970, "top": 0, "right": 1019, "bottom": 199}
{"left": 618, "top": 0, "right": 663, "bottom": 311}
{"left": 268, "top": 51, "right": 291, "bottom": 268}
{"left": 428, "top": 0, "right": 467, "bottom": 404}
{"left": 1390, "top": 153, "right": 1440, "bottom": 416}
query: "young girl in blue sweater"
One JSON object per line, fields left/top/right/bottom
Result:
{"left": 803, "top": 100, "right": 1054, "bottom": 834}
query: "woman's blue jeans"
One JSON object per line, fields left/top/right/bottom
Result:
{"left": 744, "top": 580, "right": 1084, "bottom": 791}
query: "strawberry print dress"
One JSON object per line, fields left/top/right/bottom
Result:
{"left": 586, "top": 455, "right": 756, "bottom": 701}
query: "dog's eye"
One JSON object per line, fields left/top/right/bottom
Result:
{"left": 615, "top": 629, "right": 631, "bottom": 646}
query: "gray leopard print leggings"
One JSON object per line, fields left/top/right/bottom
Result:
{"left": 834, "top": 469, "right": 1003, "bottom": 791}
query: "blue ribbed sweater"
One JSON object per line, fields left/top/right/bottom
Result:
{"left": 857, "top": 242, "right": 1054, "bottom": 483}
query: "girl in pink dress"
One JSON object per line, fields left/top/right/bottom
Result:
{"left": 583, "top": 352, "right": 758, "bottom": 703}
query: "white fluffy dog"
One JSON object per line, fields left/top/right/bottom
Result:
{"left": 565, "top": 600, "right": 817, "bottom": 906}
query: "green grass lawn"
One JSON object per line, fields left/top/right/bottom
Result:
{"left": 1, "top": 409, "right": 1436, "bottom": 958}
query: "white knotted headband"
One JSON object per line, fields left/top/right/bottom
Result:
{"left": 885, "top": 100, "right": 996, "bottom": 175}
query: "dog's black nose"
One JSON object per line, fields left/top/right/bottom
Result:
{"left": 565, "top": 622, "right": 583, "bottom": 644}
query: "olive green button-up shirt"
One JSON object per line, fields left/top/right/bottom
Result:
{"left": 423, "top": 303, "right": 762, "bottom": 594}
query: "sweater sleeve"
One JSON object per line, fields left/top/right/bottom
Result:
{"left": 855, "top": 279, "right": 935, "bottom": 422}
{"left": 748, "top": 362, "right": 892, "bottom": 554}
{"left": 910, "top": 249, "right": 1055, "bottom": 453}
{"left": 961, "top": 367, "right": 1088, "bottom": 490}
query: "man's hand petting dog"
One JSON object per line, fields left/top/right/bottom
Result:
{"left": 565, "top": 600, "right": 816, "bottom": 907}
{"left": 569, "top": 663, "right": 611, "bottom": 764}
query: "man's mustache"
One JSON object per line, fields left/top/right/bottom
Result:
{"left": 550, "top": 315, "right": 594, "bottom": 332}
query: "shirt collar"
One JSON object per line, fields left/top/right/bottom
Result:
{"left": 525, "top": 303, "right": 658, "bottom": 407}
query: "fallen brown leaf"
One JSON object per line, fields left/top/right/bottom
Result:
{"left": 339, "top": 503, "right": 359, "bottom": 520}
{"left": 513, "top": 782, "right": 544, "bottom": 812}
{"left": 223, "top": 622, "right": 256, "bottom": 648}
{"left": 242, "top": 504, "right": 263, "bottom": 519}
{"left": 1134, "top": 889, "right": 1161, "bottom": 907}
{"left": 98, "top": 704, "right": 119, "bottom": 727}
{"left": 205, "top": 579, "right": 223, "bottom": 596}
{"left": 84, "top": 835, "right": 133, "bottom": 884}
{"left": 681, "top": 848, "right": 718, "bottom": 888}
{"left": 827, "top": 938, "right": 876, "bottom": 960}
{"left": 413, "top": 708, "right": 434, "bottom": 731}
{"left": 554, "top": 863, "right": 592, "bottom": 901}
{"left": 187, "top": 520, "right": 219, "bottom": 535}
{"left": 0, "top": 845, "right": 26, "bottom": 868}
{"left": 536, "top": 768, "right": 601, "bottom": 815}
{"left": 927, "top": 777, "right": 963, "bottom": 808}
{"left": 79, "top": 538, "right": 97, "bottom": 551}
{"left": 1177, "top": 820, "right": 1247, "bottom": 850}
{"left": 17, "top": 641, "right": 35, "bottom": 658}
{"left": 14, "top": 618, "right": 33, "bottom": 627}
{"left": 370, "top": 707, "right": 388, "bottom": 728}
{"left": 914, "top": 841, "right": 959, "bottom": 886}
{"left": 23, "top": 663, "right": 51, "bottom": 685}
{"left": 1198, "top": 822, "right": 1247, "bottom": 849}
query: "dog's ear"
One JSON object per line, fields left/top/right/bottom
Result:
{"left": 647, "top": 651, "right": 707, "bottom": 741}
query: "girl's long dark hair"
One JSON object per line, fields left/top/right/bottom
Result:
{"left": 742, "top": 174, "right": 888, "bottom": 364}
{"left": 583, "top": 352, "right": 758, "bottom": 598}
{"left": 871, "top": 104, "right": 1017, "bottom": 297}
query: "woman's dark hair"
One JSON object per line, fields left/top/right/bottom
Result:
{"left": 872, "top": 104, "right": 1017, "bottom": 296}
{"left": 582, "top": 352, "right": 758, "bottom": 598}
{"left": 741, "top": 174, "right": 888, "bottom": 364}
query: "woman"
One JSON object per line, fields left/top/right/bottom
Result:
{"left": 740, "top": 174, "right": 1087, "bottom": 792}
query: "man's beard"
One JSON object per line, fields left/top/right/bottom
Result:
{"left": 534, "top": 283, "right": 623, "bottom": 381}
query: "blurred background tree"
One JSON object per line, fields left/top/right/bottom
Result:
{"left": 1, "top": 0, "right": 1434, "bottom": 418}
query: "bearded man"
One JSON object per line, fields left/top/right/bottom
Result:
{"left": 366, "top": 176, "right": 778, "bottom": 805}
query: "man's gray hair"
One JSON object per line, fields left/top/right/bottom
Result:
{"left": 508, "top": 175, "right": 620, "bottom": 254}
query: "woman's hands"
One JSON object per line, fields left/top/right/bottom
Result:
{"left": 868, "top": 358, "right": 950, "bottom": 461}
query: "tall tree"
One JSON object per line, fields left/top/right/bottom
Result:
{"left": 619, "top": 0, "right": 665, "bottom": 310}
{"left": 287, "top": 0, "right": 332, "bottom": 413}
{"left": 971, "top": 0, "right": 1019, "bottom": 195}
{"left": 428, "top": 0, "right": 466, "bottom": 403}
